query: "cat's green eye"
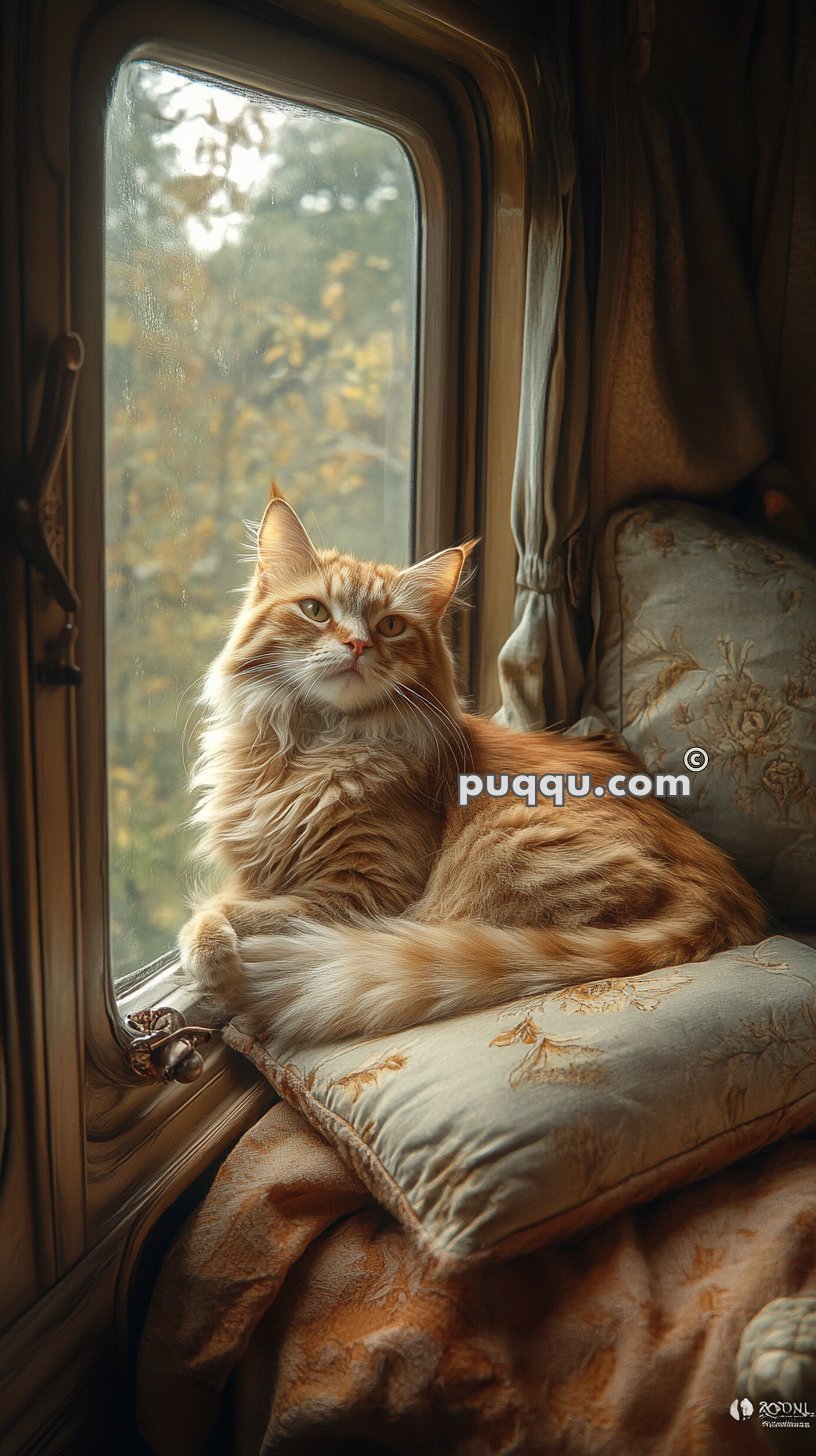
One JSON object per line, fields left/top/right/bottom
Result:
{"left": 298, "top": 598, "right": 331, "bottom": 623}
{"left": 377, "top": 614, "right": 407, "bottom": 638}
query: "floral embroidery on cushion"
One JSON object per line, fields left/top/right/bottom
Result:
{"left": 716, "top": 945, "right": 816, "bottom": 999}
{"left": 702, "top": 1001, "right": 816, "bottom": 1124}
{"left": 784, "top": 632, "right": 816, "bottom": 709}
{"left": 637, "top": 734, "right": 672, "bottom": 767}
{"left": 624, "top": 506, "right": 806, "bottom": 583}
{"left": 681, "top": 638, "right": 816, "bottom": 831}
{"left": 623, "top": 626, "right": 701, "bottom": 726}
{"left": 725, "top": 945, "right": 791, "bottom": 972}
{"left": 760, "top": 757, "right": 814, "bottom": 820}
{"left": 546, "top": 974, "right": 692, "bottom": 1014}
{"left": 688, "top": 639, "right": 793, "bottom": 781}
{"left": 493, "top": 974, "right": 692, "bottom": 1021}
{"left": 491, "top": 1015, "right": 540, "bottom": 1045}
{"left": 728, "top": 540, "right": 803, "bottom": 586}
{"left": 327, "top": 1053, "right": 407, "bottom": 1104}
{"left": 490, "top": 1026, "right": 606, "bottom": 1090}
{"left": 507, "top": 1040, "right": 606, "bottom": 1091}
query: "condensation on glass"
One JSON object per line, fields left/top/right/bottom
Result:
{"left": 104, "top": 59, "right": 418, "bottom": 985}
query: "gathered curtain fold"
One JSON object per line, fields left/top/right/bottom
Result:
{"left": 498, "top": 0, "right": 816, "bottom": 732}
{"left": 497, "top": 11, "right": 590, "bottom": 730}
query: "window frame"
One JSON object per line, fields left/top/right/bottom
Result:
{"left": 69, "top": 0, "right": 476, "bottom": 1235}
{"left": 3, "top": 0, "right": 539, "bottom": 1397}
{"left": 3, "top": 1, "right": 535, "bottom": 1435}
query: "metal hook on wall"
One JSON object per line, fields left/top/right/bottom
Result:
{"left": 13, "top": 332, "right": 84, "bottom": 685}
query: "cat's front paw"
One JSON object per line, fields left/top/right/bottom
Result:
{"left": 178, "top": 908, "right": 245, "bottom": 1006}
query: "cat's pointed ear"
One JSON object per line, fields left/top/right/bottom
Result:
{"left": 258, "top": 497, "right": 319, "bottom": 578}
{"left": 399, "top": 539, "right": 479, "bottom": 617}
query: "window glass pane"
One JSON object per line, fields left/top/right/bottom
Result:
{"left": 104, "top": 59, "right": 418, "bottom": 984}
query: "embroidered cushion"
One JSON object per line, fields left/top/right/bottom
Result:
{"left": 224, "top": 935, "right": 816, "bottom": 1265}
{"left": 587, "top": 501, "right": 816, "bottom": 921}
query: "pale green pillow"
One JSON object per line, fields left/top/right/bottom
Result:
{"left": 589, "top": 502, "right": 816, "bottom": 921}
{"left": 224, "top": 936, "right": 816, "bottom": 1266}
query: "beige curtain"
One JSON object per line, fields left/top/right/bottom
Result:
{"left": 496, "top": 8, "right": 591, "bottom": 730}
{"left": 498, "top": 0, "right": 816, "bottom": 730}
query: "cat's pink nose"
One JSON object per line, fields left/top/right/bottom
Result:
{"left": 343, "top": 637, "right": 372, "bottom": 658}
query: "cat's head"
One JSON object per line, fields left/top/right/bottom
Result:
{"left": 212, "top": 492, "right": 476, "bottom": 730}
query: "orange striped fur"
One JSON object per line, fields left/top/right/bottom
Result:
{"left": 178, "top": 496, "right": 765, "bottom": 1042}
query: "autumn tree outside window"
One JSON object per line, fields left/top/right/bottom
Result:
{"left": 105, "top": 60, "right": 418, "bottom": 985}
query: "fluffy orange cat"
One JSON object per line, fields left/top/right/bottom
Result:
{"left": 179, "top": 491, "right": 765, "bottom": 1043}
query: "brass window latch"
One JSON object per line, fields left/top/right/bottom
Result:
{"left": 124, "top": 1007, "right": 215, "bottom": 1084}
{"left": 13, "top": 332, "right": 84, "bottom": 686}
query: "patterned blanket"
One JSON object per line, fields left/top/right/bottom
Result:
{"left": 137, "top": 1103, "right": 816, "bottom": 1456}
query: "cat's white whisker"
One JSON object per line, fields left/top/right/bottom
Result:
{"left": 391, "top": 683, "right": 445, "bottom": 775}
{"left": 394, "top": 680, "right": 472, "bottom": 770}
{"left": 393, "top": 681, "right": 470, "bottom": 773}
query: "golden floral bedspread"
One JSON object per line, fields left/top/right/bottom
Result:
{"left": 137, "top": 1102, "right": 816, "bottom": 1456}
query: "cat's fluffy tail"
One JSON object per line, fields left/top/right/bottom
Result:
{"left": 239, "top": 900, "right": 762, "bottom": 1044}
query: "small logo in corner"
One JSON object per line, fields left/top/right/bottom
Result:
{"left": 729, "top": 1395, "right": 815, "bottom": 1430}
{"left": 730, "top": 1398, "right": 754, "bottom": 1422}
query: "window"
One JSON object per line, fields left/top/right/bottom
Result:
{"left": 6, "top": 0, "right": 533, "bottom": 1432}
{"left": 68, "top": 1, "right": 482, "bottom": 1096}
{"left": 5, "top": 0, "right": 532, "bottom": 1436}
{"left": 104, "top": 60, "right": 419, "bottom": 986}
